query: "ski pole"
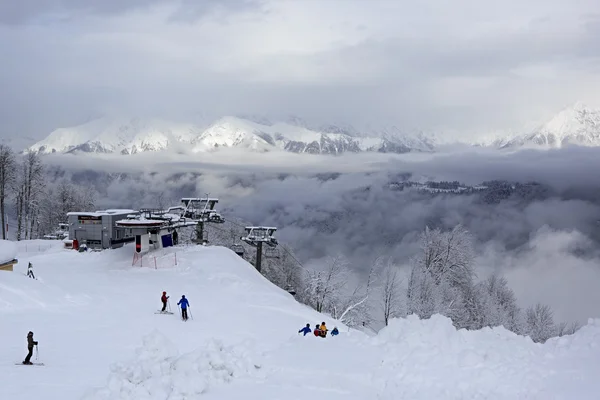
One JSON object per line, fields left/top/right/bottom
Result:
{"left": 189, "top": 308, "right": 193, "bottom": 320}
{"left": 168, "top": 299, "right": 172, "bottom": 313}
{"left": 35, "top": 345, "right": 39, "bottom": 361}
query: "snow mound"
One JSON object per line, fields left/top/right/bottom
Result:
{"left": 83, "top": 330, "right": 262, "bottom": 400}
{"left": 0, "top": 239, "right": 17, "bottom": 264}
{"left": 372, "top": 314, "right": 594, "bottom": 399}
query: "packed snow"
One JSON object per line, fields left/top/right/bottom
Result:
{"left": 1, "top": 240, "right": 600, "bottom": 399}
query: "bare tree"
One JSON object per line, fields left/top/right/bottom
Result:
{"left": 0, "top": 145, "right": 16, "bottom": 239}
{"left": 16, "top": 152, "right": 45, "bottom": 240}
{"left": 380, "top": 262, "right": 403, "bottom": 326}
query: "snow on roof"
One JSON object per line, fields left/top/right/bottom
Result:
{"left": 115, "top": 219, "right": 167, "bottom": 226}
{"left": 181, "top": 198, "right": 219, "bottom": 202}
{"left": 0, "top": 240, "right": 17, "bottom": 264}
{"left": 67, "top": 209, "right": 138, "bottom": 217}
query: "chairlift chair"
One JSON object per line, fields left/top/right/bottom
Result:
{"left": 264, "top": 247, "right": 279, "bottom": 259}
{"left": 230, "top": 244, "right": 245, "bottom": 257}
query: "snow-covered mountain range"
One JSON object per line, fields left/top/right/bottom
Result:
{"left": 27, "top": 116, "right": 435, "bottom": 156}
{"left": 25, "top": 102, "right": 600, "bottom": 156}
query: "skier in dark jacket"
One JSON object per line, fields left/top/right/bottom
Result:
{"left": 23, "top": 331, "right": 38, "bottom": 365}
{"left": 298, "top": 323, "right": 311, "bottom": 336}
{"left": 27, "top": 263, "right": 35, "bottom": 279}
{"left": 177, "top": 295, "right": 189, "bottom": 321}
{"left": 161, "top": 291, "right": 169, "bottom": 312}
{"left": 331, "top": 327, "right": 339, "bottom": 336}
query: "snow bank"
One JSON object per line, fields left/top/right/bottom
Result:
{"left": 83, "top": 331, "right": 262, "bottom": 400}
{"left": 372, "top": 314, "right": 600, "bottom": 399}
{"left": 0, "top": 239, "right": 17, "bottom": 264}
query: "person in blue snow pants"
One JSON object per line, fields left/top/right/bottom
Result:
{"left": 177, "top": 295, "right": 190, "bottom": 320}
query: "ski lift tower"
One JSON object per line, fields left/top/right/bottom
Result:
{"left": 241, "top": 226, "right": 278, "bottom": 273}
{"left": 181, "top": 195, "right": 225, "bottom": 244}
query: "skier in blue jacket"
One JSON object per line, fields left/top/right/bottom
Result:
{"left": 298, "top": 323, "right": 311, "bottom": 336}
{"left": 177, "top": 295, "right": 190, "bottom": 321}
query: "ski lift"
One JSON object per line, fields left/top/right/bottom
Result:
{"left": 231, "top": 244, "right": 244, "bottom": 257}
{"left": 264, "top": 247, "right": 279, "bottom": 259}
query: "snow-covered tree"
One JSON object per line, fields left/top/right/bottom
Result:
{"left": 303, "top": 254, "right": 348, "bottom": 313}
{"left": 331, "top": 259, "right": 380, "bottom": 328}
{"left": 525, "top": 303, "right": 555, "bottom": 343}
{"left": 477, "top": 274, "right": 523, "bottom": 333}
{"left": 407, "top": 225, "right": 476, "bottom": 328}
{"left": 378, "top": 259, "right": 404, "bottom": 326}
{"left": 0, "top": 145, "right": 16, "bottom": 239}
{"left": 556, "top": 321, "right": 581, "bottom": 337}
{"left": 14, "top": 153, "right": 45, "bottom": 240}
{"left": 38, "top": 179, "right": 98, "bottom": 236}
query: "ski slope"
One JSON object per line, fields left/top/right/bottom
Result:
{"left": 1, "top": 241, "right": 600, "bottom": 399}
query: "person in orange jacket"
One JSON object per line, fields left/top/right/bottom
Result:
{"left": 319, "top": 322, "right": 328, "bottom": 337}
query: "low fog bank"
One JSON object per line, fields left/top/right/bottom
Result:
{"left": 44, "top": 145, "right": 600, "bottom": 323}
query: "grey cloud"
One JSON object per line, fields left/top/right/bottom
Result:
{"left": 0, "top": 0, "right": 260, "bottom": 25}
{"left": 37, "top": 145, "right": 600, "bottom": 323}
{"left": 0, "top": 0, "right": 161, "bottom": 25}
{"left": 2, "top": 0, "right": 600, "bottom": 143}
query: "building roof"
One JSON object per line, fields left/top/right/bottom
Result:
{"left": 67, "top": 209, "right": 138, "bottom": 217}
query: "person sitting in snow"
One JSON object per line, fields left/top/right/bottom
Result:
{"left": 331, "top": 327, "right": 339, "bottom": 336}
{"left": 313, "top": 324, "right": 321, "bottom": 337}
{"left": 27, "top": 263, "right": 35, "bottom": 279}
{"left": 298, "top": 323, "right": 311, "bottom": 336}
{"left": 319, "top": 322, "right": 328, "bottom": 337}
{"left": 23, "top": 331, "right": 38, "bottom": 365}
{"left": 177, "top": 295, "right": 189, "bottom": 321}
{"left": 161, "top": 291, "right": 169, "bottom": 312}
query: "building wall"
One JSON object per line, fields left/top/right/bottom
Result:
{"left": 69, "top": 212, "right": 135, "bottom": 249}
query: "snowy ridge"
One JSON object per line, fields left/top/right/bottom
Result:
{"left": 27, "top": 116, "right": 436, "bottom": 156}
{"left": 28, "top": 117, "right": 202, "bottom": 155}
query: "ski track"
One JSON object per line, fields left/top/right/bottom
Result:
{"left": 1, "top": 240, "right": 600, "bottom": 399}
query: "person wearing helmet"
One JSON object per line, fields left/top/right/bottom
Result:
{"left": 160, "top": 291, "right": 169, "bottom": 312}
{"left": 319, "top": 322, "right": 328, "bottom": 337}
{"left": 177, "top": 295, "right": 190, "bottom": 321}
{"left": 23, "top": 331, "right": 38, "bottom": 365}
{"left": 298, "top": 323, "right": 311, "bottom": 336}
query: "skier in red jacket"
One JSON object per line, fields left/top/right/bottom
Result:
{"left": 160, "top": 291, "right": 169, "bottom": 312}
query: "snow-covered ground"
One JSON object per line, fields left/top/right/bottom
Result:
{"left": 1, "top": 241, "right": 600, "bottom": 399}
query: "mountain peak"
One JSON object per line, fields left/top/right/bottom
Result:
{"left": 502, "top": 102, "right": 600, "bottom": 149}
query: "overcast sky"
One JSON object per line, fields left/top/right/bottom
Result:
{"left": 1, "top": 0, "right": 600, "bottom": 142}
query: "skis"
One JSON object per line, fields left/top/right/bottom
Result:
{"left": 15, "top": 362, "right": 44, "bottom": 366}
{"left": 155, "top": 311, "right": 174, "bottom": 314}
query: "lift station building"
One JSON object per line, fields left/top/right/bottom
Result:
{"left": 67, "top": 209, "right": 138, "bottom": 250}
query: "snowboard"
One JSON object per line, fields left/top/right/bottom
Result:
{"left": 155, "top": 311, "right": 174, "bottom": 314}
{"left": 15, "top": 362, "right": 44, "bottom": 366}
